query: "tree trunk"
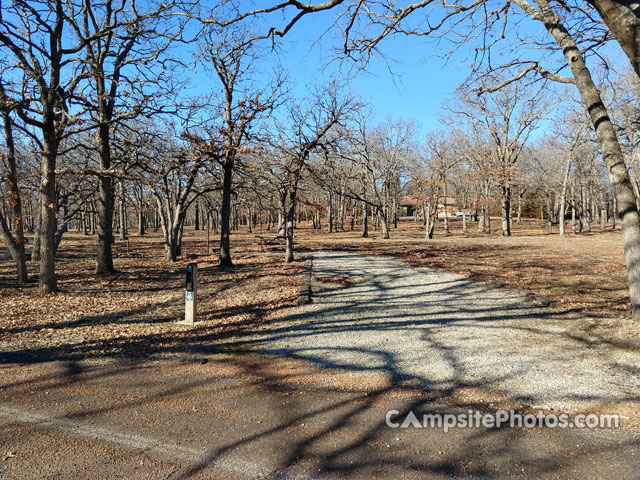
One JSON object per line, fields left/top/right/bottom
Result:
{"left": 587, "top": 0, "right": 640, "bottom": 79}
{"left": 535, "top": 0, "right": 640, "bottom": 319}
{"left": 53, "top": 219, "right": 68, "bottom": 254}
{"left": 479, "top": 199, "right": 491, "bottom": 234}
{"left": 0, "top": 106, "right": 27, "bottom": 284}
{"left": 478, "top": 205, "right": 485, "bottom": 232}
{"left": 327, "top": 192, "right": 333, "bottom": 233}
{"left": 629, "top": 165, "right": 640, "bottom": 211}
{"left": 138, "top": 204, "right": 145, "bottom": 236}
{"left": 39, "top": 146, "right": 58, "bottom": 293}
{"left": 581, "top": 185, "right": 592, "bottom": 232}
{"left": 362, "top": 202, "right": 369, "bottom": 238}
{"left": 95, "top": 120, "right": 115, "bottom": 274}
{"left": 119, "top": 181, "right": 127, "bottom": 241}
{"left": 206, "top": 210, "right": 211, "bottom": 253}
{"left": 547, "top": 190, "right": 553, "bottom": 234}
{"left": 285, "top": 189, "right": 296, "bottom": 262}
{"left": 31, "top": 203, "right": 42, "bottom": 263}
{"left": 479, "top": 183, "right": 490, "bottom": 234}
{"left": 350, "top": 202, "right": 356, "bottom": 230}
{"left": 426, "top": 202, "right": 434, "bottom": 239}
{"left": 277, "top": 210, "right": 285, "bottom": 236}
{"left": 219, "top": 161, "right": 234, "bottom": 269}
{"left": 338, "top": 188, "right": 346, "bottom": 230}
{"left": 459, "top": 191, "right": 467, "bottom": 233}
{"left": 560, "top": 156, "right": 572, "bottom": 236}
{"left": 600, "top": 189, "right": 607, "bottom": 229}
{"left": 83, "top": 206, "right": 89, "bottom": 235}
{"left": 392, "top": 195, "right": 398, "bottom": 229}
{"left": 0, "top": 213, "right": 27, "bottom": 285}
{"left": 501, "top": 185, "right": 511, "bottom": 236}
{"left": 379, "top": 209, "right": 390, "bottom": 239}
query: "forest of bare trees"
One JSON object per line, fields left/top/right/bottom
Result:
{"left": 1, "top": 0, "right": 640, "bottom": 322}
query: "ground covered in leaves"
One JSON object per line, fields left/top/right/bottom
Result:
{"left": 0, "top": 232, "right": 304, "bottom": 362}
{"left": 0, "top": 216, "right": 637, "bottom": 364}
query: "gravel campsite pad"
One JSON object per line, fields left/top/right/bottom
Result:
{"left": 264, "top": 251, "right": 640, "bottom": 419}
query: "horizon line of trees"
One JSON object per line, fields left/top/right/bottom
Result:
{"left": 1, "top": 0, "right": 640, "bottom": 321}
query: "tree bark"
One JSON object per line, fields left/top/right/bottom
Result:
{"left": 219, "top": 160, "right": 234, "bottom": 269}
{"left": 587, "top": 0, "right": 640, "bottom": 79}
{"left": 462, "top": 191, "right": 468, "bottom": 233}
{"left": 195, "top": 200, "right": 200, "bottom": 231}
{"left": 533, "top": 0, "right": 640, "bottom": 319}
{"left": 426, "top": 201, "right": 434, "bottom": 239}
{"left": 138, "top": 203, "right": 145, "bottom": 236}
{"left": 327, "top": 192, "right": 333, "bottom": 233}
{"left": 501, "top": 185, "right": 511, "bottom": 236}
{"left": 95, "top": 120, "right": 115, "bottom": 274}
{"left": 379, "top": 209, "right": 390, "bottom": 239}
{"left": 39, "top": 141, "right": 58, "bottom": 293}
{"left": 0, "top": 105, "right": 27, "bottom": 284}
{"left": 362, "top": 201, "right": 369, "bottom": 238}
{"left": 547, "top": 190, "right": 553, "bottom": 234}
{"left": 285, "top": 188, "right": 297, "bottom": 262}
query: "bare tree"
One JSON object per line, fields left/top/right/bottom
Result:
{"left": 341, "top": 115, "right": 415, "bottom": 239}
{"left": 448, "top": 76, "right": 545, "bottom": 236}
{"left": 130, "top": 123, "right": 214, "bottom": 262}
{"left": 271, "top": 81, "right": 358, "bottom": 261}
{"left": 0, "top": 84, "right": 27, "bottom": 284}
{"left": 215, "top": 0, "right": 640, "bottom": 322}
{"left": 65, "top": 0, "right": 182, "bottom": 274}
{"left": 425, "top": 130, "right": 459, "bottom": 235}
{"left": 186, "top": 21, "right": 282, "bottom": 269}
{"left": 0, "top": 0, "right": 88, "bottom": 293}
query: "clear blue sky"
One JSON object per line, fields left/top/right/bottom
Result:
{"left": 182, "top": 3, "right": 628, "bottom": 139}
{"left": 264, "top": 9, "right": 469, "bottom": 135}
{"left": 182, "top": 6, "right": 470, "bottom": 136}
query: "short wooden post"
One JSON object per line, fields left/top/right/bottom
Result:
{"left": 178, "top": 262, "right": 199, "bottom": 325}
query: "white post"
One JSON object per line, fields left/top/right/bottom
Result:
{"left": 179, "top": 262, "right": 198, "bottom": 325}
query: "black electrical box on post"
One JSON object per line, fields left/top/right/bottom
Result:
{"left": 186, "top": 263, "right": 195, "bottom": 291}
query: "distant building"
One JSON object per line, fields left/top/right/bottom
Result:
{"left": 399, "top": 195, "right": 469, "bottom": 218}
{"left": 400, "top": 195, "right": 418, "bottom": 217}
{"left": 437, "top": 196, "right": 457, "bottom": 217}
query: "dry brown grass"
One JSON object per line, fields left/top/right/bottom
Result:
{"left": 0, "top": 215, "right": 636, "bottom": 362}
{"left": 0, "top": 230, "right": 304, "bottom": 361}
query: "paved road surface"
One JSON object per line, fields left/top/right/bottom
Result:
{"left": 1, "top": 252, "right": 638, "bottom": 479}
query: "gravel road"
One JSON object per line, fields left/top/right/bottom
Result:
{"left": 2, "top": 251, "right": 639, "bottom": 479}
{"left": 264, "top": 251, "right": 640, "bottom": 412}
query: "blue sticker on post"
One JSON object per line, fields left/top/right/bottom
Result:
{"left": 186, "top": 291, "right": 194, "bottom": 301}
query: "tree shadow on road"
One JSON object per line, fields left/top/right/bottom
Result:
{"left": 1, "top": 251, "right": 639, "bottom": 478}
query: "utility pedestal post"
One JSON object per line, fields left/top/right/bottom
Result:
{"left": 179, "top": 262, "right": 198, "bottom": 325}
